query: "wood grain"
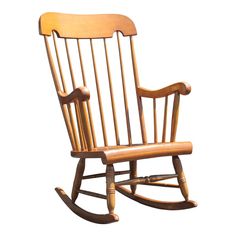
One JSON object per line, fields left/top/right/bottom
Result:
{"left": 55, "top": 188, "right": 119, "bottom": 224}
{"left": 172, "top": 156, "right": 189, "bottom": 201}
{"left": 129, "top": 160, "right": 137, "bottom": 194}
{"left": 39, "top": 12, "right": 137, "bottom": 38}
{"left": 137, "top": 82, "right": 191, "bottom": 99}
{"left": 71, "top": 158, "right": 85, "bottom": 202}
{"left": 106, "top": 165, "right": 116, "bottom": 214}
{"left": 130, "top": 36, "right": 147, "bottom": 144}
{"left": 40, "top": 12, "right": 196, "bottom": 223}
{"left": 116, "top": 186, "right": 197, "bottom": 210}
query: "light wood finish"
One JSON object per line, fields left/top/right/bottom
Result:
{"left": 55, "top": 188, "right": 119, "bottom": 224}
{"left": 100, "top": 142, "right": 192, "bottom": 164}
{"left": 116, "top": 186, "right": 197, "bottom": 210}
{"left": 162, "top": 96, "right": 168, "bottom": 142}
{"left": 130, "top": 36, "right": 147, "bottom": 144}
{"left": 74, "top": 101, "right": 87, "bottom": 150}
{"left": 106, "top": 165, "right": 115, "bottom": 214}
{"left": 71, "top": 142, "right": 192, "bottom": 163}
{"left": 115, "top": 174, "right": 178, "bottom": 186}
{"left": 52, "top": 32, "right": 67, "bottom": 92}
{"left": 77, "top": 39, "right": 97, "bottom": 147}
{"left": 78, "top": 189, "right": 107, "bottom": 200}
{"left": 173, "top": 156, "right": 189, "bottom": 201}
{"left": 58, "top": 87, "right": 90, "bottom": 104}
{"left": 129, "top": 160, "right": 137, "bottom": 194}
{"left": 39, "top": 12, "right": 137, "bottom": 38}
{"left": 40, "top": 12, "right": 196, "bottom": 223}
{"left": 65, "top": 41, "right": 85, "bottom": 149}
{"left": 171, "top": 92, "right": 180, "bottom": 142}
{"left": 65, "top": 39, "right": 76, "bottom": 88}
{"left": 52, "top": 33, "right": 82, "bottom": 150}
{"left": 83, "top": 170, "right": 130, "bottom": 180}
{"left": 79, "top": 101, "right": 93, "bottom": 151}
{"left": 153, "top": 98, "right": 158, "bottom": 143}
{"left": 137, "top": 82, "right": 191, "bottom": 99}
{"left": 71, "top": 145, "right": 131, "bottom": 158}
{"left": 117, "top": 32, "right": 132, "bottom": 145}
{"left": 104, "top": 38, "right": 120, "bottom": 145}
{"left": 61, "top": 105, "right": 78, "bottom": 150}
{"left": 71, "top": 158, "right": 85, "bottom": 202}
{"left": 140, "top": 182, "right": 179, "bottom": 188}
{"left": 44, "top": 37, "right": 77, "bottom": 150}
{"left": 90, "top": 39, "right": 108, "bottom": 146}
{"left": 51, "top": 33, "right": 81, "bottom": 151}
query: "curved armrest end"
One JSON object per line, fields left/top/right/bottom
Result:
{"left": 58, "top": 86, "right": 90, "bottom": 104}
{"left": 179, "top": 82, "right": 191, "bottom": 95}
{"left": 137, "top": 82, "right": 191, "bottom": 99}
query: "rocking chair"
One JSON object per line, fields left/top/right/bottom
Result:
{"left": 39, "top": 12, "right": 197, "bottom": 224}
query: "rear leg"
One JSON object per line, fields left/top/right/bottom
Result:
{"left": 129, "top": 160, "right": 137, "bottom": 194}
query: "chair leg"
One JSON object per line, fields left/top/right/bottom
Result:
{"left": 106, "top": 164, "right": 116, "bottom": 214}
{"left": 129, "top": 160, "right": 137, "bottom": 194}
{"left": 71, "top": 158, "right": 86, "bottom": 203}
{"left": 55, "top": 159, "right": 119, "bottom": 224}
{"left": 172, "top": 156, "right": 189, "bottom": 201}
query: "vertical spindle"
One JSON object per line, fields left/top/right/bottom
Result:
{"left": 104, "top": 38, "right": 120, "bottom": 145}
{"left": 170, "top": 92, "right": 180, "bottom": 142}
{"left": 50, "top": 35, "right": 80, "bottom": 150}
{"left": 153, "top": 98, "right": 158, "bottom": 143}
{"left": 117, "top": 32, "right": 132, "bottom": 145}
{"left": 90, "top": 39, "right": 108, "bottom": 146}
{"left": 162, "top": 96, "right": 168, "bottom": 143}
{"left": 77, "top": 39, "right": 97, "bottom": 148}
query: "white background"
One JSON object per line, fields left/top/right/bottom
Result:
{"left": 1, "top": 0, "right": 236, "bottom": 235}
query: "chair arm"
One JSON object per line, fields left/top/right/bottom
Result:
{"left": 58, "top": 86, "right": 90, "bottom": 104}
{"left": 137, "top": 82, "right": 191, "bottom": 99}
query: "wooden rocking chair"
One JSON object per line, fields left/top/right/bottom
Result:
{"left": 39, "top": 12, "right": 197, "bottom": 224}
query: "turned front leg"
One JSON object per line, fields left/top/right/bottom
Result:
{"left": 106, "top": 164, "right": 115, "bottom": 214}
{"left": 172, "top": 156, "right": 189, "bottom": 201}
{"left": 71, "top": 158, "right": 85, "bottom": 203}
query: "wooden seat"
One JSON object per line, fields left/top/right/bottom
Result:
{"left": 39, "top": 12, "right": 197, "bottom": 224}
{"left": 71, "top": 142, "right": 192, "bottom": 164}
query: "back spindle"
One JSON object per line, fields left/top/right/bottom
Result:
{"left": 45, "top": 35, "right": 79, "bottom": 150}
{"left": 153, "top": 98, "right": 158, "bottom": 143}
{"left": 52, "top": 32, "right": 67, "bottom": 92}
{"left": 65, "top": 39, "right": 77, "bottom": 89}
{"left": 117, "top": 32, "right": 132, "bottom": 145}
{"left": 52, "top": 34, "right": 80, "bottom": 150}
{"left": 90, "top": 39, "right": 108, "bottom": 146}
{"left": 77, "top": 39, "right": 97, "bottom": 148}
{"left": 162, "top": 96, "right": 168, "bottom": 143}
{"left": 171, "top": 92, "right": 180, "bottom": 142}
{"left": 103, "top": 38, "right": 120, "bottom": 145}
{"left": 65, "top": 38, "right": 88, "bottom": 150}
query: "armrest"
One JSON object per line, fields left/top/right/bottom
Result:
{"left": 137, "top": 82, "right": 191, "bottom": 99}
{"left": 58, "top": 86, "right": 90, "bottom": 104}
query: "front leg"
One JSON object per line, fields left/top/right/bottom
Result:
{"left": 172, "top": 156, "right": 189, "bottom": 201}
{"left": 71, "top": 158, "right": 86, "bottom": 203}
{"left": 106, "top": 164, "right": 116, "bottom": 214}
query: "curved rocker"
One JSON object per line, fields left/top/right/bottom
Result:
{"left": 116, "top": 186, "right": 197, "bottom": 210}
{"left": 55, "top": 187, "right": 119, "bottom": 224}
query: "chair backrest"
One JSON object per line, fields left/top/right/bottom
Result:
{"left": 39, "top": 12, "right": 174, "bottom": 152}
